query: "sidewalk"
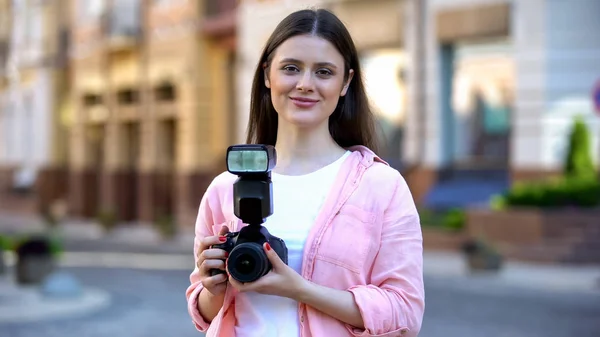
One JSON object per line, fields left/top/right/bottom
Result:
{"left": 423, "top": 250, "right": 600, "bottom": 295}
{"left": 2, "top": 212, "right": 600, "bottom": 294}
{"left": 0, "top": 273, "right": 111, "bottom": 324}
{"left": 0, "top": 212, "right": 194, "bottom": 254}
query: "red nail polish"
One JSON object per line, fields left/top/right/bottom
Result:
{"left": 219, "top": 236, "right": 227, "bottom": 242}
{"left": 265, "top": 243, "right": 271, "bottom": 251}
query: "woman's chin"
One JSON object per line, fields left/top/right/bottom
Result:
{"left": 281, "top": 115, "right": 325, "bottom": 129}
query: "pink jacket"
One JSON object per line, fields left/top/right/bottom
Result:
{"left": 186, "top": 146, "right": 425, "bottom": 337}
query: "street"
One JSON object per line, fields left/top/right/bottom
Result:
{"left": 1, "top": 265, "right": 599, "bottom": 337}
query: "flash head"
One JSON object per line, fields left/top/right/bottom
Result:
{"left": 227, "top": 144, "right": 277, "bottom": 175}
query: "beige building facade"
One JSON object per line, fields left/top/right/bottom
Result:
{"left": 69, "top": 0, "right": 237, "bottom": 227}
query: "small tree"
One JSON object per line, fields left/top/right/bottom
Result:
{"left": 564, "top": 116, "right": 596, "bottom": 180}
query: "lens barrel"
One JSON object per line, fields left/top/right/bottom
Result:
{"left": 227, "top": 242, "right": 270, "bottom": 283}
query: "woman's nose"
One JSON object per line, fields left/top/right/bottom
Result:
{"left": 296, "top": 71, "right": 315, "bottom": 92}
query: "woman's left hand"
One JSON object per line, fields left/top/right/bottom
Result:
{"left": 228, "top": 242, "right": 307, "bottom": 300}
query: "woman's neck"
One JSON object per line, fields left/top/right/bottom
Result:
{"left": 274, "top": 120, "right": 346, "bottom": 176}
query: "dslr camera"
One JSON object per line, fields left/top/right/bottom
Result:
{"left": 210, "top": 144, "right": 288, "bottom": 283}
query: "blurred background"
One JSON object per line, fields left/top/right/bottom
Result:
{"left": 0, "top": 0, "right": 599, "bottom": 336}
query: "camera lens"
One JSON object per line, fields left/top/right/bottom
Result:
{"left": 227, "top": 242, "right": 270, "bottom": 283}
{"left": 235, "top": 255, "right": 256, "bottom": 275}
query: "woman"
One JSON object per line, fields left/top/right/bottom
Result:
{"left": 186, "top": 8, "right": 424, "bottom": 337}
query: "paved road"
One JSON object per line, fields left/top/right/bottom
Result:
{"left": 1, "top": 266, "right": 599, "bottom": 337}
{"left": 1, "top": 268, "right": 203, "bottom": 337}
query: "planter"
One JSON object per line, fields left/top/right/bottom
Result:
{"left": 466, "top": 207, "right": 600, "bottom": 264}
{"left": 466, "top": 253, "right": 503, "bottom": 271}
{"left": 14, "top": 237, "right": 57, "bottom": 285}
{"left": 16, "top": 255, "right": 55, "bottom": 285}
{"left": 0, "top": 251, "right": 5, "bottom": 275}
{"left": 422, "top": 228, "right": 468, "bottom": 251}
{"left": 462, "top": 239, "right": 504, "bottom": 272}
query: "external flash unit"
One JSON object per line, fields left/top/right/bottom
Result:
{"left": 226, "top": 144, "right": 277, "bottom": 174}
{"left": 211, "top": 144, "right": 288, "bottom": 283}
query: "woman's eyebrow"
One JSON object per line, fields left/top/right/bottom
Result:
{"left": 279, "top": 58, "right": 338, "bottom": 69}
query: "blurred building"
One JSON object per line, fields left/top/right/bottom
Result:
{"left": 0, "top": 0, "right": 70, "bottom": 215}
{"left": 238, "top": 0, "right": 600, "bottom": 208}
{"left": 69, "top": 0, "right": 237, "bottom": 226}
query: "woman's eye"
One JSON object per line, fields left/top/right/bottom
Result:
{"left": 317, "top": 69, "right": 333, "bottom": 76}
{"left": 283, "top": 65, "right": 299, "bottom": 72}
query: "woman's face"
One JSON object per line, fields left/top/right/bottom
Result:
{"left": 265, "top": 34, "right": 353, "bottom": 129}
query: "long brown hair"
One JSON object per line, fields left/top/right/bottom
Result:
{"left": 245, "top": 8, "right": 379, "bottom": 153}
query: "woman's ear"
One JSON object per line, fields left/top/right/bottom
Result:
{"left": 263, "top": 62, "right": 271, "bottom": 88}
{"left": 340, "top": 69, "right": 354, "bottom": 96}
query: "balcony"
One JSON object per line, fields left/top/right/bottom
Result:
{"left": 201, "top": 0, "right": 237, "bottom": 38}
{"left": 107, "top": 1, "right": 141, "bottom": 52}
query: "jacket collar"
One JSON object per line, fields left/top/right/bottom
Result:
{"left": 346, "top": 145, "right": 389, "bottom": 168}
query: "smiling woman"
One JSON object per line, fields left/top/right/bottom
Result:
{"left": 186, "top": 8, "right": 425, "bottom": 337}
{"left": 264, "top": 35, "right": 353, "bottom": 132}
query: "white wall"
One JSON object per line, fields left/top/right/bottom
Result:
{"left": 406, "top": 0, "right": 599, "bottom": 171}
{"left": 512, "top": 0, "right": 600, "bottom": 170}
{"left": 0, "top": 1, "right": 55, "bottom": 188}
{"left": 540, "top": 0, "right": 600, "bottom": 168}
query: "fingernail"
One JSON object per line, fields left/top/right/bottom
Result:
{"left": 219, "top": 236, "right": 227, "bottom": 242}
{"left": 265, "top": 243, "right": 271, "bottom": 251}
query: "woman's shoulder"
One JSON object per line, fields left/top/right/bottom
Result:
{"left": 204, "top": 171, "right": 237, "bottom": 199}
{"left": 365, "top": 161, "right": 403, "bottom": 181}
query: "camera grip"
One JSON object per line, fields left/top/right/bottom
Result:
{"left": 208, "top": 242, "right": 229, "bottom": 277}
{"left": 209, "top": 267, "right": 226, "bottom": 277}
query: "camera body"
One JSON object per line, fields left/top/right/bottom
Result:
{"left": 211, "top": 225, "right": 287, "bottom": 283}
{"left": 209, "top": 144, "right": 288, "bottom": 283}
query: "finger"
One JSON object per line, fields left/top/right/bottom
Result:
{"left": 200, "top": 259, "right": 226, "bottom": 273}
{"left": 228, "top": 274, "right": 248, "bottom": 291}
{"left": 202, "top": 273, "right": 228, "bottom": 288}
{"left": 218, "top": 225, "right": 230, "bottom": 236}
{"left": 201, "top": 248, "right": 229, "bottom": 260}
{"left": 199, "top": 235, "right": 228, "bottom": 253}
{"left": 264, "top": 242, "right": 284, "bottom": 268}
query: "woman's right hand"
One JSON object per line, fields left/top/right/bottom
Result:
{"left": 198, "top": 225, "right": 230, "bottom": 297}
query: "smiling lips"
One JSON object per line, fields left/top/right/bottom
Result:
{"left": 290, "top": 96, "right": 319, "bottom": 108}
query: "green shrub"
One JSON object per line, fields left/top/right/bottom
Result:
{"left": 10, "top": 235, "right": 63, "bottom": 257}
{"left": 97, "top": 208, "right": 118, "bottom": 233}
{"left": 493, "top": 176, "right": 600, "bottom": 209}
{"left": 564, "top": 116, "right": 596, "bottom": 179}
{"left": 419, "top": 208, "right": 466, "bottom": 232}
{"left": 0, "top": 235, "right": 13, "bottom": 251}
{"left": 442, "top": 208, "right": 466, "bottom": 231}
{"left": 154, "top": 213, "right": 177, "bottom": 239}
{"left": 491, "top": 116, "right": 599, "bottom": 210}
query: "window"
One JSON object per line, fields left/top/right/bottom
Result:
{"left": 117, "top": 89, "right": 139, "bottom": 105}
{"left": 78, "top": 0, "right": 104, "bottom": 22}
{"left": 82, "top": 93, "right": 103, "bottom": 106}
{"left": 154, "top": 83, "right": 176, "bottom": 102}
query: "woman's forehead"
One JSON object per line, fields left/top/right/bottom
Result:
{"left": 272, "top": 35, "right": 344, "bottom": 65}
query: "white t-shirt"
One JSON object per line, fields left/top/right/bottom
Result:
{"left": 234, "top": 151, "right": 351, "bottom": 337}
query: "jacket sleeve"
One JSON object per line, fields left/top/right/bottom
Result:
{"left": 185, "top": 184, "right": 218, "bottom": 332}
{"left": 346, "top": 173, "right": 425, "bottom": 337}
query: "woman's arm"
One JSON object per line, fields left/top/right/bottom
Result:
{"left": 197, "top": 287, "right": 226, "bottom": 322}
{"left": 293, "top": 280, "right": 365, "bottom": 329}
{"left": 186, "top": 182, "right": 226, "bottom": 331}
{"left": 300, "top": 172, "right": 424, "bottom": 337}
{"left": 339, "top": 172, "right": 424, "bottom": 337}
